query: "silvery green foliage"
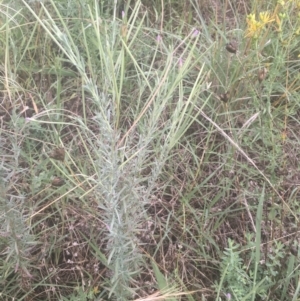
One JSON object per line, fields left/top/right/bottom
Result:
{"left": 0, "top": 191, "right": 36, "bottom": 287}
{"left": 91, "top": 92, "right": 145, "bottom": 300}
{"left": 0, "top": 123, "right": 36, "bottom": 287}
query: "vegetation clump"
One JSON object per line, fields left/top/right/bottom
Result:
{"left": 0, "top": 0, "right": 299, "bottom": 300}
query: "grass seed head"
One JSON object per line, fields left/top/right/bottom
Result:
{"left": 226, "top": 41, "right": 237, "bottom": 54}
{"left": 49, "top": 147, "right": 65, "bottom": 161}
{"left": 51, "top": 177, "right": 65, "bottom": 187}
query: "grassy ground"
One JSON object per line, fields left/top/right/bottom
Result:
{"left": 1, "top": 0, "right": 300, "bottom": 300}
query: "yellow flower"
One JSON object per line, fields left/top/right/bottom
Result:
{"left": 259, "top": 12, "right": 274, "bottom": 24}
{"left": 247, "top": 13, "right": 256, "bottom": 22}
{"left": 246, "top": 15, "right": 263, "bottom": 37}
{"left": 245, "top": 11, "right": 275, "bottom": 38}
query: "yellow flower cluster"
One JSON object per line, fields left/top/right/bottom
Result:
{"left": 245, "top": 12, "right": 274, "bottom": 38}
{"left": 278, "top": 0, "right": 300, "bottom": 8}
